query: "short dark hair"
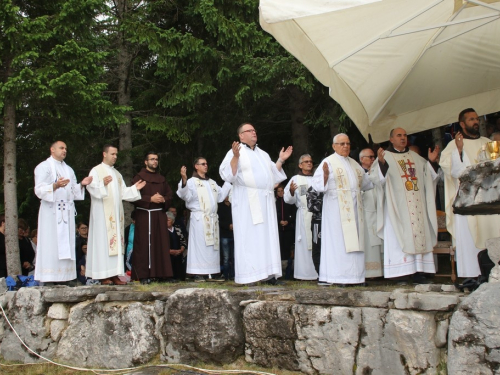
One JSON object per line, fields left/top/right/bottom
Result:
{"left": 144, "top": 152, "right": 158, "bottom": 161}
{"left": 77, "top": 222, "right": 88, "bottom": 229}
{"left": 18, "top": 218, "right": 29, "bottom": 231}
{"left": 237, "top": 123, "right": 251, "bottom": 135}
{"left": 0, "top": 214, "right": 5, "bottom": 225}
{"left": 103, "top": 144, "right": 117, "bottom": 153}
{"left": 459, "top": 108, "right": 476, "bottom": 124}
{"left": 193, "top": 157, "right": 207, "bottom": 167}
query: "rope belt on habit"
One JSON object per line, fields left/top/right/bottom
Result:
{"left": 136, "top": 207, "right": 163, "bottom": 268}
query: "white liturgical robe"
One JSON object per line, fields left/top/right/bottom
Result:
{"left": 371, "top": 149, "right": 438, "bottom": 278}
{"left": 86, "top": 163, "right": 141, "bottom": 279}
{"left": 177, "top": 177, "right": 232, "bottom": 274}
{"left": 312, "top": 153, "right": 373, "bottom": 284}
{"left": 219, "top": 144, "right": 286, "bottom": 284}
{"left": 440, "top": 137, "right": 500, "bottom": 277}
{"left": 284, "top": 174, "right": 318, "bottom": 280}
{"left": 34, "top": 157, "right": 85, "bottom": 282}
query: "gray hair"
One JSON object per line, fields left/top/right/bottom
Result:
{"left": 358, "top": 148, "right": 373, "bottom": 162}
{"left": 166, "top": 211, "right": 175, "bottom": 221}
{"left": 333, "top": 133, "right": 349, "bottom": 144}
{"left": 298, "top": 154, "right": 311, "bottom": 164}
{"left": 490, "top": 132, "right": 500, "bottom": 141}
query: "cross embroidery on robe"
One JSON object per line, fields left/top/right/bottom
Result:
{"left": 57, "top": 201, "right": 68, "bottom": 224}
{"left": 392, "top": 153, "right": 426, "bottom": 252}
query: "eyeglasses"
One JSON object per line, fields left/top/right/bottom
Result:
{"left": 240, "top": 129, "right": 257, "bottom": 134}
{"left": 197, "top": 163, "right": 208, "bottom": 166}
{"left": 334, "top": 142, "right": 351, "bottom": 146}
{"left": 301, "top": 160, "right": 313, "bottom": 164}
{"left": 362, "top": 155, "right": 375, "bottom": 159}
{"left": 148, "top": 158, "right": 158, "bottom": 161}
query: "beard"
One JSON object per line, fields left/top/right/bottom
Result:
{"left": 465, "top": 124, "right": 480, "bottom": 136}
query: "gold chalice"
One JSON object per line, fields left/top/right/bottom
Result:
{"left": 487, "top": 141, "right": 500, "bottom": 160}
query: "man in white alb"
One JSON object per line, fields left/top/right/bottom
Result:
{"left": 371, "top": 128, "right": 440, "bottom": 284}
{"left": 219, "top": 123, "right": 293, "bottom": 285}
{"left": 34, "top": 141, "right": 93, "bottom": 283}
{"left": 312, "top": 134, "right": 373, "bottom": 286}
{"left": 284, "top": 154, "right": 318, "bottom": 280}
{"left": 86, "top": 145, "right": 145, "bottom": 285}
{"left": 359, "top": 148, "right": 383, "bottom": 278}
{"left": 440, "top": 108, "right": 500, "bottom": 278}
{"left": 177, "top": 157, "right": 231, "bottom": 281}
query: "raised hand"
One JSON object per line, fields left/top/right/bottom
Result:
{"left": 322, "top": 162, "right": 330, "bottom": 186}
{"left": 279, "top": 146, "right": 293, "bottom": 162}
{"left": 232, "top": 141, "right": 241, "bottom": 158}
{"left": 56, "top": 177, "right": 71, "bottom": 189}
{"left": 180, "top": 166, "right": 188, "bottom": 184}
{"left": 290, "top": 180, "right": 297, "bottom": 196}
{"left": 103, "top": 175, "right": 113, "bottom": 186}
{"left": 428, "top": 145, "right": 440, "bottom": 163}
{"left": 80, "top": 176, "right": 93, "bottom": 186}
{"left": 377, "top": 147, "right": 386, "bottom": 164}
{"left": 135, "top": 179, "right": 146, "bottom": 190}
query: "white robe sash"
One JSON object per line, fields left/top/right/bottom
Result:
{"left": 327, "top": 154, "right": 364, "bottom": 253}
{"left": 95, "top": 164, "right": 123, "bottom": 256}
{"left": 194, "top": 178, "right": 220, "bottom": 251}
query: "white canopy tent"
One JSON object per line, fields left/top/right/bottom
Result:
{"left": 260, "top": 0, "right": 500, "bottom": 142}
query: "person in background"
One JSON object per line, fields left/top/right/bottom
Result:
{"left": 124, "top": 210, "right": 136, "bottom": 272}
{"left": 18, "top": 219, "right": 35, "bottom": 276}
{"left": 218, "top": 194, "right": 235, "bottom": 281}
{"left": 166, "top": 211, "right": 187, "bottom": 281}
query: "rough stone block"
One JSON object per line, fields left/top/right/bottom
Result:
{"left": 441, "top": 285, "right": 459, "bottom": 292}
{"left": 0, "top": 288, "right": 49, "bottom": 363}
{"left": 57, "top": 300, "right": 159, "bottom": 368}
{"left": 435, "top": 319, "right": 449, "bottom": 348}
{"left": 47, "top": 303, "right": 69, "bottom": 320}
{"left": 293, "top": 304, "right": 361, "bottom": 374}
{"left": 0, "top": 277, "right": 7, "bottom": 294}
{"left": 414, "top": 284, "right": 442, "bottom": 292}
{"left": 295, "top": 289, "right": 391, "bottom": 308}
{"left": 244, "top": 301, "right": 298, "bottom": 371}
{"left": 50, "top": 319, "right": 68, "bottom": 342}
{"left": 154, "top": 300, "right": 165, "bottom": 316}
{"left": 42, "top": 285, "right": 135, "bottom": 303}
{"left": 448, "top": 283, "right": 500, "bottom": 375}
{"left": 163, "top": 288, "right": 244, "bottom": 365}
{"left": 391, "top": 290, "right": 459, "bottom": 311}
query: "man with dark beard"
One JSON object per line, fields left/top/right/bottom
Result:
{"left": 131, "top": 152, "right": 174, "bottom": 284}
{"left": 440, "top": 108, "right": 500, "bottom": 278}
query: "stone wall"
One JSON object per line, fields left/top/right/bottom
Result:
{"left": 0, "top": 283, "right": 498, "bottom": 374}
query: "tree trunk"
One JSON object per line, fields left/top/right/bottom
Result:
{"left": 116, "top": 0, "right": 135, "bottom": 224}
{"left": 3, "top": 99, "right": 21, "bottom": 276}
{"left": 289, "top": 86, "right": 309, "bottom": 167}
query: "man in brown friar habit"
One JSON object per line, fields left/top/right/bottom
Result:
{"left": 371, "top": 128, "right": 440, "bottom": 284}
{"left": 131, "top": 152, "right": 174, "bottom": 284}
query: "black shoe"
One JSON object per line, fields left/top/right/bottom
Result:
{"left": 412, "top": 274, "right": 432, "bottom": 284}
{"left": 140, "top": 278, "right": 151, "bottom": 285}
{"left": 164, "top": 278, "right": 178, "bottom": 283}
{"left": 264, "top": 277, "right": 286, "bottom": 286}
{"left": 193, "top": 275, "right": 206, "bottom": 283}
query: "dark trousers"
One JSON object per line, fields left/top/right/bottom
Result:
{"left": 170, "top": 254, "right": 187, "bottom": 281}
{"left": 311, "top": 219, "right": 322, "bottom": 274}
{"left": 220, "top": 237, "right": 235, "bottom": 280}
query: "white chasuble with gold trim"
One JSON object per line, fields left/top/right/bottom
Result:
{"left": 193, "top": 177, "right": 220, "bottom": 251}
{"left": 95, "top": 164, "right": 124, "bottom": 256}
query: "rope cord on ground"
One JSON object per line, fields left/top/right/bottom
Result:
{"left": 0, "top": 291, "right": 276, "bottom": 375}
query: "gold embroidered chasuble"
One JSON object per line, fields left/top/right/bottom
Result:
{"left": 326, "top": 154, "right": 366, "bottom": 253}
{"left": 95, "top": 164, "right": 125, "bottom": 256}
{"left": 373, "top": 150, "right": 437, "bottom": 255}
{"left": 193, "top": 177, "right": 220, "bottom": 251}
